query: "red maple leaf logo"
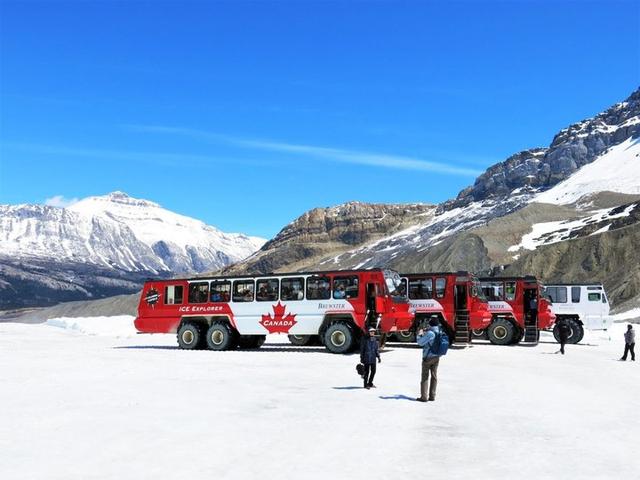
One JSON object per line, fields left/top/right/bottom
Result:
{"left": 260, "top": 302, "right": 297, "bottom": 334}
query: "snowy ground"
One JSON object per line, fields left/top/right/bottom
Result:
{"left": 1, "top": 317, "right": 638, "bottom": 480}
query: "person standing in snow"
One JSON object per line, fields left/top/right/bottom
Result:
{"left": 416, "top": 318, "right": 442, "bottom": 402}
{"left": 556, "top": 318, "right": 571, "bottom": 355}
{"left": 620, "top": 324, "right": 635, "bottom": 361}
{"left": 360, "top": 327, "right": 381, "bottom": 389}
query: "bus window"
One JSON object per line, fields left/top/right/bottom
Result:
{"left": 307, "top": 276, "right": 331, "bottom": 300}
{"left": 164, "top": 285, "right": 184, "bottom": 305}
{"left": 256, "top": 279, "right": 279, "bottom": 302}
{"left": 281, "top": 277, "right": 304, "bottom": 301}
{"left": 188, "top": 282, "right": 209, "bottom": 304}
{"left": 409, "top": 278, "right": 433, "bottom": 299}
{"left": 505, "top": 282, "right": 516, "bottom": 301}
{"left": 435, "top": 278, "right": 446, "bottom": 299}
{"left": 233, "top": 280, "right": 255, "bottom": 302}
{"left": 482, "top": 282, "right": 504, "bottom": 301}
{"left": 571, "top": 286, "right": 581, "bottom": 303}
{"left": 210, "top": 281, "right": 231, "bottom": 302}
{"left": 547, "top": 287, "right": 567, "bottom": 303}
{"left": 588, "top": 292, "right": 601, "bottom": 302}
{"left": 333, "top": 276, "right": 359, "bottom": 299}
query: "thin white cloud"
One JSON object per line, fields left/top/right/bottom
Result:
{"left": 124, "top": 124, "right": 483, "bottom": 177}
{"left": 44, "top": 195, "right": 79, "bottom": 208}
{"left": 3, "top": 142, "right": 273, "bottom": 168}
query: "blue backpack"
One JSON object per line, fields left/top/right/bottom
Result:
{"left": 430, "top": 330, "right": 450, "bottom": 356}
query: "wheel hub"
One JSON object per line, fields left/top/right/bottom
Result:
{"left": 182, "top": 330, "right": 194, "bottom": 345}
{"left": 494, "top": 326, "right": 507, "bottom": 340}
{"left": 331, "top": 331, "right": 346, "bottom": 347}
{"left": 211, "top": 330, "right": 224, "bottom": 345}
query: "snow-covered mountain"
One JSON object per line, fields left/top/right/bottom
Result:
{"left": 0, "top": 192, "right": 265, "bottom": 308}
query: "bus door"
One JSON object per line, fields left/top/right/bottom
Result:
{"left": 366, "top": 282, "right": 382, "bottom": 329}
{"left": 524, "top": 286, "right": 538, "bottom": 322}
{"left": 455, "top": 283, "right": 468, "bottom": 311}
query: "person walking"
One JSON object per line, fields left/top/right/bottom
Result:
{"left": 360, "top": 327, "right": 381, "bottom": 389}
{"left": 416, "top": 318, "right": 443, "bottom": 402}
{"left": 556, "top": 318, "right": 571, "bottom": 355}
{"left": 620, "top": 324, "right": 636, "bottom": 361}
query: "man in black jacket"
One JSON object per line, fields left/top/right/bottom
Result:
{"left": 556, "top": 319, "right": 571, "bottom": 355}
{"left": 360, "top": 328, "right": 381, "bottom": 389}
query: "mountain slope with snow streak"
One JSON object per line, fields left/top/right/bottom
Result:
{"left": 533, "top": 137, "right": 640, "bottom": 205}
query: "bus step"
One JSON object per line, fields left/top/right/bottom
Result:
{"left": 454, "top": 312, "right": 470, "bottom": 343}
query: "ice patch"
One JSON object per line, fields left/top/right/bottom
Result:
{"left": 46, "top": 315, "right": 137, "bottom": 337}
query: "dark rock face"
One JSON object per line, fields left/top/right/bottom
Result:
{"left": 224, "top": 202, "right": 435, "bottom": 274}
{"left": 443, "top": 88, "right": 640, "bottom": 211}
{"left": 0, "top": 257, "right": 157, "bottom": 310}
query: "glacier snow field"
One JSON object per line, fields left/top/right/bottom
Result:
{"left": 0, "top": 317, "right": 638, "bottom": 480}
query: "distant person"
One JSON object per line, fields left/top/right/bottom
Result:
{"left": 360, "top": 327, "right": 381, "bottom": 389}
{"left": 319, "top": 281, "right": 331, "bottom": 299}
{"left": 416, "top": 318, "right": 446, "bottom": 402}
{"left": 334, "top": 284, "right": 346, "bottom": 299}
{"left": 529, "top": 295, "right": 538, "bottom": 321}
{"left": 620, "top": 324, "right": 636, "bottom": 361}
{"left": 556, "top": 319, "right": 571, "bottom": 355}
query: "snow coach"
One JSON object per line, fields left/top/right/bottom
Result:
{"left": 134, "top": 269, "right": 413, "bottom": 354}
{"left": 393, "top": 272, "right": 493, "bottom": 344}
{"left": 479, "top": 276, "right": 556, "bottom": 345}
{"left": 543, "top": 283, "right": 611, "bottom": 344}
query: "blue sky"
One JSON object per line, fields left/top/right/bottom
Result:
{"left": 0, "top": 0, "right": 638, "bottom": 238}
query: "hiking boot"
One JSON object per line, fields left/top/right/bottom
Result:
{"left": 368, "top": 383, "right": 376, "bottom": 389}
{"left": 365, "top": 386, "right": 370, "bottom": 390}
{"left": 415, "top": 397, "right": 427, "bottom": 402}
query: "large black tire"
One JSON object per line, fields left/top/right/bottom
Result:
{"left": 568, "top": 320, "right": 584, "bottom": 344}
{"left": 553, "top": 323, "right": 563, "bottom": 343}
{"left": 553, "top": 319, "right": 583, "bottom": 344}
{"left": 511, "top": 327, "right": 524, "bottom": 345}
{"left": 394, "top": 330, "right": 416, "bottom": 343}
{"left": 471, "top": 329, "right": 488, "bottom": 340}
{"left": 288, "top": 334, "right": 314, "bottom": 346}
{"left": 177, "top": 323, "right": 205, "bottom": 350}
{"left": 487, "top": 318, "right": 516, "bottom": 345}
{"left": 323, "top": 322, "right": 355, "bottom": 354}
{"left": 205, "top": 322, "right": 236, "bottom": 351}
{"left": 238, "top": 335, "right": 266, "bottom": 349}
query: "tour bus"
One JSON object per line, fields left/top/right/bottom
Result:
{"left": 134, "top": 268, "right": 413, "bottom": 354}
{"left": 479, "top": 276, "right": 556, "bottom": 345}
{"left": 544, "top": 283, "right": 611, "bottom": 344}
{"left": 394, "top": 272, "right": 493, "bottom": 344}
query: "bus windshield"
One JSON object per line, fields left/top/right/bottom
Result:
{"left": 471, "top": 280, "right": 488, "bottom": 302}
{"left": 384, "top": 270, "right": 406, "bottom": 301}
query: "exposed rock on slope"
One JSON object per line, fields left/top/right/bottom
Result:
{"left": 223, "top": 202, "right": 434, "bottom": 274}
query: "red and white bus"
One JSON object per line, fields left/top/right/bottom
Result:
{"left": 134, "top": 269, "right": 413, "bottom": 354}
{"left": 394, "top": 272, "right": 493, "bottom": 343}
{"left": 479, "top": 276, "right": 556, "bottom": 344}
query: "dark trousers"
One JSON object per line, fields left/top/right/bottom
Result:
{"left": 363, "top": 363, "right": 376, "bottom": 387}
{"left": 622, "top": 343, "right": 636, "bottom": 361}
{"left": 559, "top": 335, "right": 568, "bottom": 355}
{"left": 420, "top": 357, "right": 439, "bottom": 400}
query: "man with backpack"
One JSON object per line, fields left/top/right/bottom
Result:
{"left": 416, "top": 317, "right": 448, "bottom": 402}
